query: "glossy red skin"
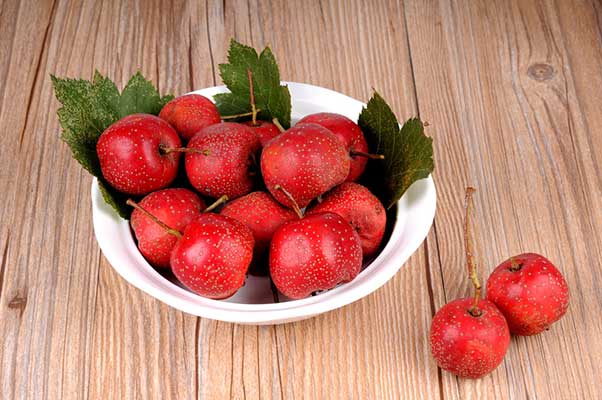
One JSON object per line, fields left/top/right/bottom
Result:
{"left": 308, "top": 182, "right": 386, "bottom": 258}
{"left": 269, "top": 212, "right": 363, "bottom": 299}
{"left": 159, "top": 94, "right": 221, "bottom": 141}
{"left": 297, "top": 113, "right": 369, "bottom": 182}
{"left": 96, "top": 114, "right": 181, "bottom": 195}
{"left": 220, "top": 191, "right": 298, "bottom": 275}
{"left": 185, "top": 122, "right": 261, "bottom": 199}
{"left": 430, "top": 298, "right": 510, "bottom": 378}
{"left": 244, "top": 121, "right": 281, "bottom": 146}
{"left": 170, "top": 213, "right": 254, "bottom": 299}
{"left": 130, "top": 189, "right": 204, "bottom": 268}
{"left": 261, "top": 123, "right": 350, "bottom": 208}
{"left": 486, "top": 253, "right": 570, "bottom": 336}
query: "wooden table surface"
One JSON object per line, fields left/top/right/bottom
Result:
{"left": 1, "top": 0, "right": 601, "bottom": 398}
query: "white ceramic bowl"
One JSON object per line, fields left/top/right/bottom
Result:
{"left": 91, "top": 82, "right": 436, "bottom": 325}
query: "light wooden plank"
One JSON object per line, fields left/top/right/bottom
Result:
{"left": 219, "top": 1, "right": 440, "bottom": 399}
{"left": 4, "top": 0, "right": 600, "bottom": 399}
{"left": 406, "top": 0, "right": 602, "bottom": 398}
{"left": 0, "top": 1, "right": 81, "bottom": 399}
{"left": 148, "top": 0, "right": 440, "bottom": 398}
{"left": 85, "top": 0, "right": 209, "bottom": 399}
{"left": 0, "top": 0, "right": 201, "bottom": 399}
{"left": 0, "top": 0, "right": 441, "bottom": 398}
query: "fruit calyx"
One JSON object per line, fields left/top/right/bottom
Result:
{"left": 126, "top": 199, "right": 182, "bottom": 239}
{"left": 248, "top": 152, "right": 258, "bottom": 176}
{"left": 464, "top": 186, "right": 482, "bottom": 317}
{"left": 273, "top": 184, "right": 303, "bottom": 219}
{"left": 204, "top": 195, "right": 229, "bottom": 212}
{"left": 509, "top": 257, "right": 523, "bottom": 272}
{"left": 159, "top": 144, "right": 210, "bottom": 156}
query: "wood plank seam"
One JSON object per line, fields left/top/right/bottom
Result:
{"left": 203, "top": 2, "right": 217, "bottom": 87}
{"left": 401, "top": 3, "right": 448, "bottom": 396}
{"left": 84, "top": 253, "right": 103, "bottom": 400}
{"left": 17, "top": 0, "right": 57, "bottom": 150}
{"left": 0, "top": 230, "right": 10, "bottom": 302}
{"left": 422, "top": 242, "right": 444, "bottom": 400}
{"left": 194, "top": 318, "right": 200, "bottom": 399}
{"left": 272, "top": 325, "right": 285, "bottom": 400}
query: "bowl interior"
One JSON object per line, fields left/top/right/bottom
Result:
{"left": 92, "top": 82, "right": 436, "bottom": 324}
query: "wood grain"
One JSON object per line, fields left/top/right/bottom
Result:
{"left": 0, "top": 0, "right": 600, "bottom": 399}
{"left": 405, "top": 0, "right": 602, "bottom": 398}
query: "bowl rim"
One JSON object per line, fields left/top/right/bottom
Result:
{"left": 91, "top": 82, "right": 437, "bottom": 324}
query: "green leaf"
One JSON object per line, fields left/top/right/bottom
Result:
{"left": 52, "top": 75, "right": 105, "bottom": 177}
{"left": 90, "top": 70, "right": 121, "bottom": 127}
{"left": 358, "top": 91, "right": 434, "bottom": 208}
{"left": 98, "top": 179, "right": 130, "bottom": 219}
{"left": 119, "top": 72, "right": 168, "bottom": 117}
{"left": 215, "top": 39, "right": 292, "bottom": 128}
{"left": 51, "top": 71, "right": 174, "bottom": 219}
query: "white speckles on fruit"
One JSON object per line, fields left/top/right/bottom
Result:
{"left": 158, "top": 94, "right": 221, "bottom": 141}
{"left": 170, "top": 213, "right": 254, "bottom": 299}
{"left": 269, "top": 212, "right": 362, "bottom": 299}
{"left": 261, "top": 123, "right": 350, "bottom": 209}
{"left": 185, "top": 122, "right": 260, "bottom": 199}
{"left": 486, "top": 253, "right": 570, "bottom": 335}
{"left": 130, "top": 188, "right": 204, "bottom": 268}
{"left": 429, "top": 298, "right": 510, "bottom": 379}
{"left": 308, "top": 182, "right": 386, "bottom": 258}
{"left": 97, "top": 114, "right": 181, "bottom": 195}
{"left": 220, "top": 191, "right": 297, "bottom": 275}
{"left": 297, "top": 112, "right": 370, "bottom": 182}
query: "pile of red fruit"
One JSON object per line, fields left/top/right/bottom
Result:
{"left": 96, "top": 93, "right": 388, "bottom": 300}
{"left": 430, "top": 188, "right": 570, "bottom": 378}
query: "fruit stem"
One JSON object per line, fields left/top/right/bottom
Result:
{"left": 273, "top": 184, "right": 303, "bottom": 219}
{"left": 160, "top": 145, "right": 210, "bottom": 156}
{"left": 272, "top": 118, "right": 286, "bottom": 133}
{"left": 350, "top": 150, "right": 385, "bottom": 160}
{"left": 204, "top": 195, "right": 229, "bottom": 212}
{"left": 126, "top": 199, "right": 182, "bottom": 239}
{"left": 464, "top": 187, "right": 482, "bottom": 317}
{"left": 221, "top": 110, "right": 262, "bottom": 120}
{"left": 247, "top": 69, "right": 258, "bottom": 126}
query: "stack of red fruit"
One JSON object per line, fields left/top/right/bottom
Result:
{"left": 97, "top": 93, "right": 388, "bottom": 300}
{"left": 429, "top": 188, "right": 570, "bottom": 379}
